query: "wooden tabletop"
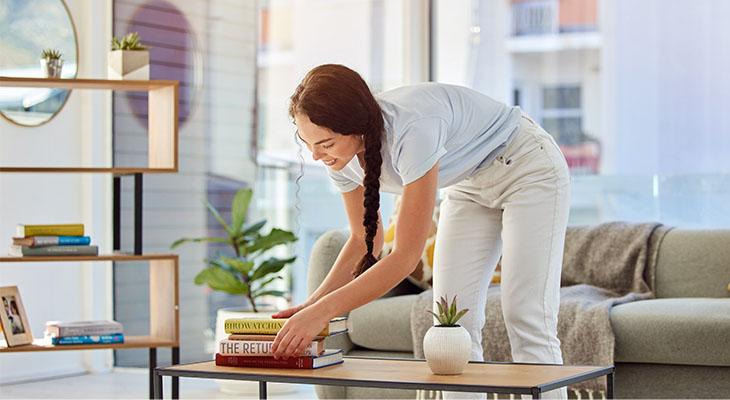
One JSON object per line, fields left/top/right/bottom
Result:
{"left": 158, "top": 356, "right": 612, "bottom": 393}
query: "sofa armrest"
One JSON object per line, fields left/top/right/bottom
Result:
{"left": 306, "top": 229, "right": 350, "bottom": 297}
{"left": 306, "top": 229, "right": 355, "bottom": 354}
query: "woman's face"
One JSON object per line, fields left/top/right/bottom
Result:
{"left": 295, "top": 113, "right": 364, "bottom": 171}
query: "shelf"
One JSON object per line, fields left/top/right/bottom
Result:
{"left": 0, "top": 336, "right": 179, "bottom": 352}
{"left": 0, "top": 77, "right": 175, "bottom": 91}
{"left": 0, "top": 167, "right": 177, "bottom": 174}
{"left": 0, "top": 253, "right": 177, "bottom": 262}
{"left": 0, "top": 77, "right": 178, "bottom": 172}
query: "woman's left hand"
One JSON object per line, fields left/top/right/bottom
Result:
{"left": 270, "top": 304, "right": 330, "bottom": 360}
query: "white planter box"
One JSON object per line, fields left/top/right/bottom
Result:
{"left": 108, "top": 50, "right": 149, "bottom": 80}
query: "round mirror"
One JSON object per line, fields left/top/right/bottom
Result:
{"left": 0, "top": 0, "right": 78, "bottom": 126}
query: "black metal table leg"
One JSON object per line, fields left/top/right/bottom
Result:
{"left": 113, "top": 176, "right": 121, "bottom": 250}
{"left": 149, "top": 348, "right": 157, "bottom": 399}
{"left": 607, "top": 370, "right": 615, "bottom": 399}
{"left": 153, "top": 369, "right": 163, "bottom": 399}
{"left": 259, "top": 381, "right": 267, "bottom": 399}
{"left": 532, "top": 387, "right": 541, "bottom": 399}
{"left": 172, "top": 346, "right": 180, "bottom": 399}
{"left": 134, "top": 173, "right": 142, "bottom": 255}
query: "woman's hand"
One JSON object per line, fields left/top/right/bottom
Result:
{"left": 270, "top": 302, "right": 308, "bottom": 319}
{"left": 270, "top": 305, "right": 330, "bottom": 360}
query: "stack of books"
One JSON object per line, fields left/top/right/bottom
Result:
{"left": 9, "top": 224, "right": 98, "bottom": 256}
{"left": 215, "top": 316, "right": 347, "bottom": 369}
{"left": 44, "top": 320, "right": 124, "bottom": 345}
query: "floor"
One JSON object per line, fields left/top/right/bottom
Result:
{"left": 0, "top": 368, "right": 319, "bottom": 399}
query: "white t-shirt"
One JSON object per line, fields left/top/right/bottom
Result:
{"left": 327, "top": 82, "right": 521, "bottom": 194}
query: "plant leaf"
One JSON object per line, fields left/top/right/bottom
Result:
{"left": 449, "top": 295, "right": 457, "bottom": 319}
{"left": 219, "top": 256, "right": 254, "bottom": 274}
{"left": 170, "top": 237, "right": 229, "bottom": 249}
{"left": 252, "top": 290, "right": 286, "bottom": 299}
{"left": 250, "top": 256, "right": 296, "bottom": 281}
{"left": 425, "top": 309, "right": 441, "bottom": 323}
{"left": 436, "top": 301, "right": 445, "bottom": 317}
{"left": 241, "top": 220, "right": 267, "bottom": 237}
{"left": 245, "top": 228, "right": 297, "bottom": 254}
{"left": 202, "top": 199, "right": 232, "bottom": 237}
{"left": 439, "top": 296, "right": 448, "bottom": 316}
{"left": 194, "top": 268, "right": 248, "bottom": 295}
{"left": 253, "top": 275, "right": 282, "bottom": 292}
{"left": 231, "top": 189, "right": 253, "bottom": 236}
{"left": 452, "top": 308, "right": 469, "bottom": 325}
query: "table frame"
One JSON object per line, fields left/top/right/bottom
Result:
{"left": 153, "top": 356, "right": 614, "bottom": 399}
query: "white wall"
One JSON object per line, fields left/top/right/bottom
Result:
{"left": 0, "top": 0, "right": 113, "bottom": 383}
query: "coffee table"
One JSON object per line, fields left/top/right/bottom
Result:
{"left": 153, "top": 356, "right": 614, "bottom": 399}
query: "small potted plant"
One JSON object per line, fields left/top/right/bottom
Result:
{"left": 108, "top": 32, "right": 149, "bottom": 80}
{"left": 40, "top": 49, "right": 63, "bottom": 78}
{"left": 423, "top": 295, "right": 472, "bottom": 375}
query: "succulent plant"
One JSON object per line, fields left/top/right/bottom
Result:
{"left": 111, "top": 32, "right": 147, "bottom": 51}
{"left": 41, "top": 49, "right": 62, "bottom": 60}
{"left": 426, "top": 295, "right": 469, "bottom": 326}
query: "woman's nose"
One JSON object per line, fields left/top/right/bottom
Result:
{"left": 311, "top": 148, "right": 322, "bottom": 161}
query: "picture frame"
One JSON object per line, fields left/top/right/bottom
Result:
{"left": 0, "top": 286, "right": 33, "bottom": 347}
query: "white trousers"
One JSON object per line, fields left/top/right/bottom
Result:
{"left": 433, "top": 115, "right": 571, "bottom": 399}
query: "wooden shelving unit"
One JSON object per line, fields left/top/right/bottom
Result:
{"left": 0, "top": 77, "right": 178, "bottom": 173}
{"left": 0, "top": 77, "right": 180, "bottom": 399}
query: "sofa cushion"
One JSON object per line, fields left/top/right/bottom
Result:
{"left": 347, "top": 294, "right": 417, "bottom": 352}
{"left": 610, "top": 298, "right": 730, "bottom": 366}
{"left": 655, "top": 229, "right": 730, "bottom": 298}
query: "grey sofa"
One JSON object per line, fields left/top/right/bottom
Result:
{"left": 308, "top": 228, "right": 730, "bottom": 399}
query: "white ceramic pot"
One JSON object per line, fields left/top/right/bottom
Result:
{"left": 423, "top": 325, "right": 472, "bottom": 375}
{"left": 214, "top": 306, "right": 298, "bottom": 395}
{"left": 108, "top": 50, "right": 149, "bottom": 80}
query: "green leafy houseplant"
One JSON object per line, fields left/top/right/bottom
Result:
{"left": 426, "top": 295, "right": 469, "bottom": 326}
{"left": 41, "top": 49, "right": 62, "bottom": 60}
{"left": 111, "top": 32, "right": 147, "bottom": 51}
{"left": 171, "top": 188, "right": 297, "bottom": 312}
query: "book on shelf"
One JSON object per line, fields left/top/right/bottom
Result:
{"left": 9, "top": 245, "right": 99, "bottom": 257}
{"left": 45, "top": 320, "right": 123, "bottom": 337}
{"left": 224, "top": 317, "right": 347, "bottom": 336}
{"left": 16, "top": 224, "right": 84, "bottom": 237}
{"left": 215, "top": 349, "right": 343, "bottom": 369}
{"left": 49, "top": 333, "right": 124, "bottom": 345}
{"left": 219, "top": 337, "right": 324, "bottom": 357}
{"left": 12, "top": 236, "right": 91, "bottom": 247}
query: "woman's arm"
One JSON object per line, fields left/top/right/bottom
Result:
{"left": 272, "top": 185, "right": 384, "bottom": 317}
{"left": 308, "top": 185, "right": 385, "bottom": 303}
{"left": 271, "top": 162, "right": 439, "bottom": 358}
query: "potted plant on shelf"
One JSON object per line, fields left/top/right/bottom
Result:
{"left": 108, "top": 32, "right": 149, "bottom": 80}
{"left": 170, "top": 188, "right": 298, "bottom": 394}
{"left": 40, "top": 49, "right": 63, "bottom": 78}
{"left": 423, "top": 295, "right": 472, "bottom": 375}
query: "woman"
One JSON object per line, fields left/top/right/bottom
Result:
{"left": 271, "top": 64, "right": 570, "bottom": 399}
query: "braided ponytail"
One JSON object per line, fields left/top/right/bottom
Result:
{"left": 289, "top": 64, "right": 384, "bottom": 277}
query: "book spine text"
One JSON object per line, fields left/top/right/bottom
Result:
{"left": 215, "top": 353, "right": 310, "bottom": 369}
{"left": 51, "top": 334, "right": 124, "bottom": 345}
{"left": 18, "top": 224, "right": 84, "bottom": 237}
{"left": 218, "top": 339, "right": 319, "bottom": 356}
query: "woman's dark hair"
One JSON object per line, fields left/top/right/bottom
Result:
{"left": 289, "top": 64, "right": 383, "bottom": 277}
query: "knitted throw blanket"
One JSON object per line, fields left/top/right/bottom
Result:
{"left": 411, "top": 222, "right": 672, "bottom": 395}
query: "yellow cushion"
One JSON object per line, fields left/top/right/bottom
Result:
{"left": 380, "top": 196, "right": 500, "bottom": 290}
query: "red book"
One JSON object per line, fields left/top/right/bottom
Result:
{"left": 215, "top": 349, "right": 343, "bottom": 369}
